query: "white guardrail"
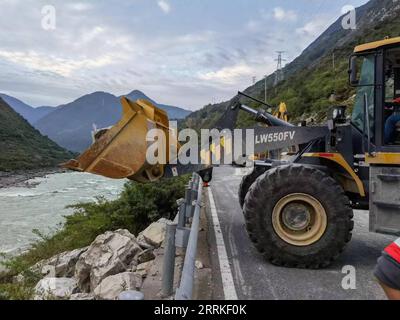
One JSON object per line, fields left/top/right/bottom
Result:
{"left": 162, "top": 173, "right": 203, "bottom": 300}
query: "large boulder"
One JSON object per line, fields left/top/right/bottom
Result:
{"left": 139, "top": 218, "right": 168, "bottom": 247}
{"left": 135, "top": 249, "right": 156, "bottom": 264}
{"left": 93, "top": 272, "right": 142, "bottom": 300}
{"left": 69, "top": 293, "right": 95, "bottom": 300}
{"left": 75, "top": 230, "right": 142, "bottom": 292}
{"left": 42, "top": 247, "right": 88, "bottom": 278}
{"left": 34, "top": 278, "right": 78, "bottom": 300}
{"left": 29, "top": 247, "right": 87, "bottom": 278}
{"left": 135, "top": 261, "right": 153, "bottom": 278}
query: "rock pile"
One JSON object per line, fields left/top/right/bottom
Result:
{"left": 31, "top": 218, "right": 169, "bottom": 300}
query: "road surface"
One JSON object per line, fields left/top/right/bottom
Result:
{"left": 205, "top": 166, "right": 396, "bottom": 300}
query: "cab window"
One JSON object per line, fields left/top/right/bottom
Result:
{"left": 383, "top": 48, "right": 400, "bottom": 145}
{"left": 351, "top": 55, "right": 375, "bottom": 139}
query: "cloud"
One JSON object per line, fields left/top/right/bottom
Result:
{"left": 157, "top": 0, "right": 171, "bottom": 14}
{"left": 0, "top": 1, "right": 365, "bottom": 110}
{"left": 174, "top": 32, "right": 215, "bottom": 45}
{"left": 247, "top": 6, "right": 297, "bottom": 32}
{"left": 199, "top": 63, "right": 254, "bottom": 84}
{"left": 67, "top": 2, "right": 93, "bottom": 12}
{"left": 0, "top": 50, "right": 117, "bottom": 77}
{"left": 296, "top": 17, "right": 330, "bottom": 38}
{"left": 246, "top": 19, "right": 261, "bottom": 31}
{"left": 273, "top": 7, "right": 297, "bottom": 22}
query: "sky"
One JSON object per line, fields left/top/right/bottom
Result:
{"left": 0, "top": 0, "right": 370, "bottom": 110}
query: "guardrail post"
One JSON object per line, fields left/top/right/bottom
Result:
{"left": 190, "top": 177, "right": 198, "bottom": 216}
{"left": 185, "top": 182, "right": 194, "bottom": 219}
{"left": 175, "top": 174, "right": 203, "bottom": 300}
{"left": 177, "top": 199, "right": 186, "bottom": 228}
{"left": 176, "top": 198, "right": 190, "bottom": 248}
{"left": 162, "top": 222, "right": 178, "bottom": 297}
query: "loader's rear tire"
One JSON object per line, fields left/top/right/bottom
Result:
{"left": 243, "top": 164, "right": 354, "bottom": 269}
{"left": 239, "top": 167, "right": 267, "bottom": 208}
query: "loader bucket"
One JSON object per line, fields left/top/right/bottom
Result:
{"left": 62, "top": 97, "right": 178, "bottom": 183}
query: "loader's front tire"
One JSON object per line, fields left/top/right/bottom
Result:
{"left": 243, "top": 164, "right": 354, "bottom": 269}
{"left": 239, "top": 167, "right": 267, "bottom": 208}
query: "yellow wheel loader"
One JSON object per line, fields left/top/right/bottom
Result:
{"left": 64, "top": 37, "right": 400, "bottom": 269}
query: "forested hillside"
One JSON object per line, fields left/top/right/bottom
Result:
{"left": 0, "top": 98, "right": 74, "bottom": 171}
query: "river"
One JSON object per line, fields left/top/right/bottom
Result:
{"left": 0, "top": 172, "right": 125, "bottom": 255}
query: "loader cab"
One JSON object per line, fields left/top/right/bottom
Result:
{"left": 349, "top": 37, "right": 400, "bottom": 152}
{"left": 349, "top": 37, "right": 400, "bottom": 236}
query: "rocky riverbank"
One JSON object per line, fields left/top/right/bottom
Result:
{"left": 0, "top": 167, "right": 67, "bottom": 189}
{"left": 0, "top": 174, "right": 189, "bottom": 300}
{"left": 20, "top": 219, "right": 169, "bottom": 300}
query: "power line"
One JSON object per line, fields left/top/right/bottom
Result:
{"left": 274, "top": 51, "right": 287, "bottom": 86}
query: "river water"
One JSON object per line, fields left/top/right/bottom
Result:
{"left": 0, "top": 172, "right": 125, "bottom": 255}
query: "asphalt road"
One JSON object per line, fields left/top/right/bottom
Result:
{"left": 205, "top": 166, "right": 396, "bottom": 300}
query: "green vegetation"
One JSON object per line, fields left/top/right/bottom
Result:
{"left": 0, "top": 98, "right": 74, "bottom": 172}
{"left": 250, "top": 54, "right": 354, "bottom": 122}
{"left": 0, "top": 175, "right": 190, "bottom": 300}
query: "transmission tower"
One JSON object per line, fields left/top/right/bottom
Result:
{"left": 264, "top": 75, "right": 268, "bottom": 103}
{"left": 274, "top": 51, "right": 286, "bottom": 86}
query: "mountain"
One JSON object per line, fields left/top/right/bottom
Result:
{"left": 35, "top": 90, "right": 191, "bottom": 152}
{"left": 34, "top": 106, "right": 56, "bottom": 122}
{"left": 0, "top": 98, "right": 74, "bottom": 171}
{"left": 0, "top": 93, "right": 55, "bottom": 124}
{"left": 125, "top": 90, "right": 191, "bottom": 120}
{"left": 35, "top": 92, "right": 121, "bottom": 152}
{"left": 185, "top": 0, "right": 400, "bottom": 129}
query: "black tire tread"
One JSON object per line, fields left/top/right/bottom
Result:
{"left": 243, "top": 164, "right": 354, "bottom": 269}
{"left": 238, "top": 167, "right": 267, "bottom": 208}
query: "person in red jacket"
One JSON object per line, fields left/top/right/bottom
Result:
{"left": 374, "top": 238, "right": 400, "bottom": 300}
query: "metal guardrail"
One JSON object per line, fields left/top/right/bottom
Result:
{"left": 161, "top": 173, "right": 203, "bottom": 299}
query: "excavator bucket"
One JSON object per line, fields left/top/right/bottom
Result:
{"left": 62, "top": 97, "right": 178, "bottom": 183}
